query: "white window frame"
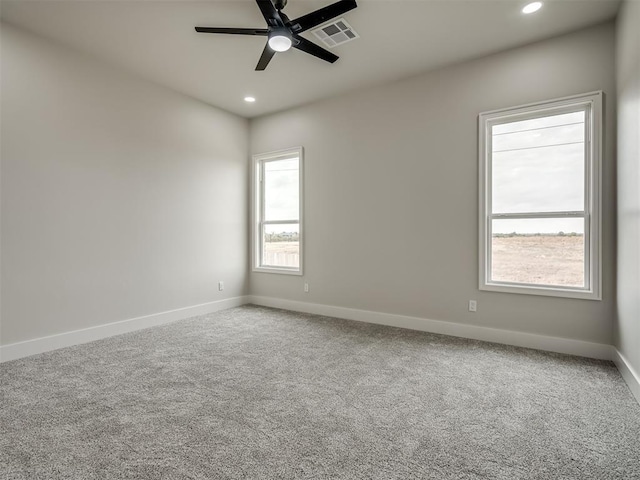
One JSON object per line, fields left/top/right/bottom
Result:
{"left": 478, "top": 91, "right": 602, "bottom": 300}
{"left": 252, "top": 147, "right": 304, "bottom": 275}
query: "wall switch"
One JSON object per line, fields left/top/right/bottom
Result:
{"left": 469, "top": 300, "right": 477, "bottom": 312}
{"left": 304, "top": 283, "right": 309, "bottom": 293}
{"left": 218, "top": 281, "right": 224, "bottom": 291}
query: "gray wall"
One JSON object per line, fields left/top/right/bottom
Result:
{"left": 615, "top": 1, "right": 640, "bottom": 371}
{"left": 1, "top": 24, "right": 249, "bottom": 345}
{"left": 250, "top": 23, "right": 616, "bottom": 344}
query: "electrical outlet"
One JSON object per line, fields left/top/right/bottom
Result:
{"left": 304, "top": 283, "right": 309, "bottom": 293}
{"left": 468, "top": 300, "right": 477, "bottom": 312}
{"left": 218, "top": 281, "right": 224, "bottom": 291}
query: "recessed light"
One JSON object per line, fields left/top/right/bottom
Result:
{"left": 522, "top": 2, "right": 542, "bottom": 14}
{"left": 244, "top": 96, "right": 256, "bottom": 103}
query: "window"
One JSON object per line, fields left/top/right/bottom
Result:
{"left": 479, "top": 92, "right": 602, "bottom": 299}
{"left": 252, "top": 147, "right": 303, "bottom": 275}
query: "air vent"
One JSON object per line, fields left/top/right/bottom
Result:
{"left": 311, "top": 18, "right": 359, "bottom": 48}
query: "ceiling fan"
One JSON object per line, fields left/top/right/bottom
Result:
{"left": 195, "top": 0, "right": 358, "bottom": 71}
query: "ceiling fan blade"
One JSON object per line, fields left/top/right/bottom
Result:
{"left": 293, "top": 36, "right": 338, "bottom": 64}
{"left": 288, "top": 0, "right": 357, "bottom": 33}
{"left": 256, "top": 43, "right": 276, "bottom": 70}
{"left": 195, "top": 27, "right": 269, "bottom": 35}
{"left": 255, "top": 0, "right": 284, "bottom": 27}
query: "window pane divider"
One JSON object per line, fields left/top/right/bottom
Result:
{"left": 262, "top": 220, "right": 300, "bottom": 225}
{"left": 491, "top": 211, "right": 584, "bottom": 219}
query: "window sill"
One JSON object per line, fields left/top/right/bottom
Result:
{"left": 253, "top": 266, "right": 303, "bottom": 276}
{"left": 480, "top": 282, "right": 601, "bottom": 301}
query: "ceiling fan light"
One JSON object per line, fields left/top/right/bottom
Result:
{"left": 268, "top": 34, "right": 292, "bottom": 52}
{"left": 522, "top": 2, "right": 542, "bottom": 14}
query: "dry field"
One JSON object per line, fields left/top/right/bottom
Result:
{"left": 265, "top": 236, "right": 585, "bottom": 287}
{"left": 264, "top": 241, "right": 300, "bottom": 268}
{"left": 492, "top": 235, "right": 584, "bottom": 287}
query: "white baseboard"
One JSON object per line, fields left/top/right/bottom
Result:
{"left": 1, "top": 294, "right": 618, "bottom": 371}
{"left": 612, "top": 348, "right": 640, "bottom": 405}
{"left": 0, "top": 296, "right": 250, "bottom": 363}
{"left": 248, "top": 295, "right": 612, "bottom": 360}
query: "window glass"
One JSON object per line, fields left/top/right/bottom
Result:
{"left": 492, "top": 114, "right": 585, "bottom": 214}
{"left": 263, "top": 223, "right": 300, "bottom": 269}
{"left": 264, "top": 158, "right": 299, "bottom": 221}
{"left": 491, "top": 218, "right": 585, "bottom": 287}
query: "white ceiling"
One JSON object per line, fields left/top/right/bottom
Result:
{"left": 1, "top": 0, "right": 620, "bottom": 118}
